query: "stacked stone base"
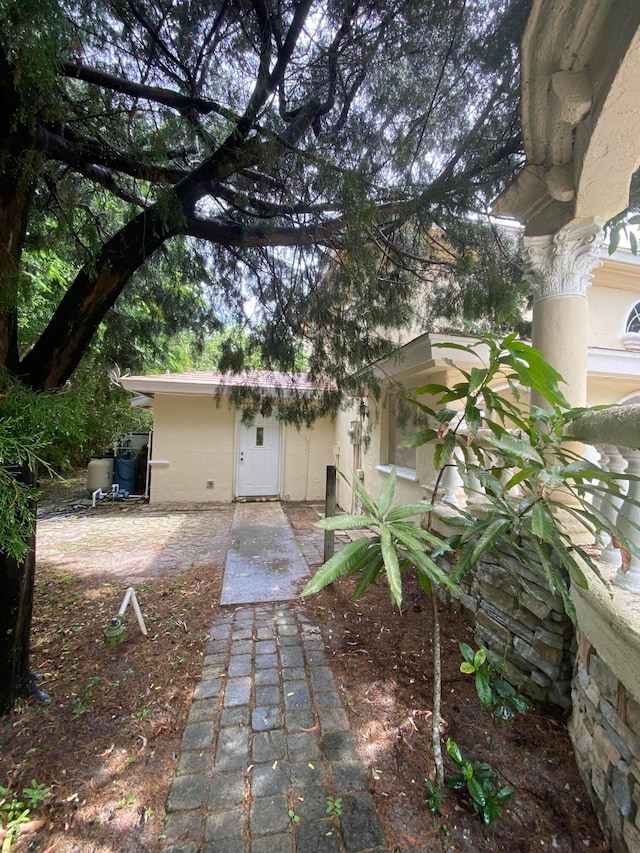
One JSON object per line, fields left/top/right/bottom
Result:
{"left": 440, "top": 547, "right": 575, "bottom": 709}
{"left": 569, "top": 630, "right": 640, "bottom": 853}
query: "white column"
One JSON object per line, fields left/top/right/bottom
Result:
{"left": 523, "top": 218, "right": 605, "bottom": 410}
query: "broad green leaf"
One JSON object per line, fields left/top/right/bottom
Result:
{"left": 450, "top": 537, "right": 481, "bottom": 583}
{"left": 609, "top": 226, "right": 621, "bottom": 255}
{"left": 475, "top": 672, "right": 492, "bottom": 709}
{"left": 414, "top": 382, "right": 450, "bottom": 397}
{"left": 378, "top": 467, "right": 397, "bottom": 517}
{"left": 380, "top": 525, "right": 402, "bottom": 609}
{"left": 501, "top": 467, "right": 538, "bottom": 493}
{"left": 459, "top": 641, "right": 475, "bottom": 664}
{"left": 447, "top": 775, "right": 466, "bottom": 791}
{"left": 483, "top": 433, "right": 544, "bottom": 465}
{"left": 493, "top": 679, "right": 516, "bottom": 698}
{"left": 301, "top": 538, "right": 372, "bottom": 596}
{"left": 417, "top": 570, "right": 432, "bottom": 596}
{"left": 392, "top": 521, "right": 451, "bottom": 549}
{"left": 432, "top": 340, "right": 483, "bottom": 354}
{"left": 434, "top": 408, "right": 458, "bottom": 424}
{"left": 467, "top": 776, "right": 487, "bottom": 807}
{"left": 409, "top": 548, "right": 458, "bottom": 590}
{"left": 483, "top": 801, "right": 500, "bottom": 825}
{"left": 531, "top": 502, "right": 556, "bottom": 544}
{"left": 460, "top": 662, "right": 476, "bottom": 674}
{"left": 464, "top": 402, "right": 482, "bottom": 436}
{"left": 402, "top": 428, "right": 439, "bottom": 448}
{"left": 566, "top": 557, "right": 589, "bottom": 590}
{"left": 446, "top": 738, "right": 463, "bottom": 765}
{"left": 531, "top": 538, "right": 576, "bottom": 622}
{"left": 386, "top": 503, "right": 434, "bottom": 522}
{"left": 470, "top": 518, "right": 511, "bottom": 566}
{"left": 353, "top": 554, "right": 384, "bottom": 601}
{"left": 353, "top": 475, "right": 379, "bottom": 519}
{"left": 468, "top": 367, "right": 487, "bottom": 394}
{"left": 511, "top": 695, "right": 532, "bottom": 714}
{"left": 389, "top": 524, "right": 433, "bottom": 555}
{"left": 316, "top": 514, "right": 376, "bottom": 530}
{"left": 461, "top": 759, "right": 474, "bottom": 781}
{"left": 495, "top": 787, "right": 516, "bottom": 803}
{"left": 473, "top": 648, "right": 487, "bottom": 668}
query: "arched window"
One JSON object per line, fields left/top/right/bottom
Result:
{"left": 626, "top": 302, "right": 640, "bottom": 333}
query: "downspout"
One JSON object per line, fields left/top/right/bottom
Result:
{"left": 144, "top": 430, "right": 153, "bottom": 499}
{"left": 304, "top": 434, "right": 310, "bottom": 501}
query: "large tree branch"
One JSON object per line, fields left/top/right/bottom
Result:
{"left": 241, "top": 0, "right": 314, "bottom": 132}
{"left": 184, "top": 214, "right": 341, "bottom": 249}
{"left": 59, "top": 60, "right": 239, "bottom": 122}
{"left": 36, "top": 126, "right": 187, "bottom": 186}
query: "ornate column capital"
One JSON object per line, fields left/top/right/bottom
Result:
{"left": 523, "top": 218, "right": 606, "bottom": 302}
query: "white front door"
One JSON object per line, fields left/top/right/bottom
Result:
{"left": 236, "top": 416, "right": 281, "bottom": 497}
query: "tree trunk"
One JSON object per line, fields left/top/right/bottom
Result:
{"left": 0, "top": 46, "right": 35, "bottom": 374}
{"left": 0, "top": 464, "right": 37, "bottom": 715}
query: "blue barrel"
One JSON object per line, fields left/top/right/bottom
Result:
{"left": 114, "top": 455, "right": 137, "bottom": 494}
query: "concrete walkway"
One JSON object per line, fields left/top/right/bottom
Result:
{"left": 221, "top": 503, "right": 310, "bottom": 606}
{"left": 161, "top": 504, "right": 389, "bottom": 853}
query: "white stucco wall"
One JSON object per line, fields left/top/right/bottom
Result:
{"left": 148, "top": 393, "right": 336, "bottom": 504}
{"left": 281, "top": 417, "right": 337, "bottom": 502}
{"left": 149, "top": 394, "right": 236, "bottom": 503}
{"left": 588, "top": 284, "right": 638, "bottom": 349}
{"left": 336, "top": 381, "right": 448, "bottom": 512}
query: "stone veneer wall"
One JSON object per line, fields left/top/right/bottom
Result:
{"left": 439, "top": 545, "right": 575, "bottom": 709}
{"left": 438, "top": 533, "right": 640, "bottom": 852}
{"left": 569, "top": 630, "right": 640, "bottom": 853}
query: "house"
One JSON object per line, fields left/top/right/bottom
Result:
{"left": 132, "top": 245, "right": 640, "bottom": 515}
{"left": 119, "top": 371, "right": 338, "bottom": 504}
{"left": 119, "top": 242, "right": 640, "bottom": 509}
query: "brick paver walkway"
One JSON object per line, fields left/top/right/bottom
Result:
{"left": 161, "top": 604, "right": 388, "bottom": 853}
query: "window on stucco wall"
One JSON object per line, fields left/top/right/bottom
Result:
{"left": 626, "top": 302, "right": 640, "bottom": 333}
{"left": 387, "top": 393, "right": 417, "bottom": 471}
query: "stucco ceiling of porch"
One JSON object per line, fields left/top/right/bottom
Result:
{"left": 494, "top": 0, "right": 640, "bottom": 235}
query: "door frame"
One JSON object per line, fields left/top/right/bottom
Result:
{"left": 234, "top": 413, "right": 283, "bottom": 498}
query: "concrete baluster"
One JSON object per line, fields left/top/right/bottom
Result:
{"left": 462, "top": 447, "right": 487, "bottom": 505}
{"left": 613, "top": 448, "right": 640, "bottom": 592}
{"left": 596, "top": 445, "right": 626, "bottom": 568}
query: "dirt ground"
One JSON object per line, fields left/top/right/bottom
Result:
{"left": 0, "top": 479, "right": 607, "bottom": 852}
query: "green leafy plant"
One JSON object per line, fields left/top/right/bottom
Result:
{"left": 459, "top": 643, "right": 532, "bottom": 722}
{"left": 0, "top": 786, "right": 30, "bottom": 853}
{"left": 301, "top": 469, "right": 453, "bottom": 610}
{"left": 287, "top": 808, "right": 300, "bottom": 824}
{"left": 326, "top": 796, "right": 343, "bottom": 816}
{"left": 423, "top": 778, "right": 443, "bottom": 813}
{"left": 0, "top": 779, "right": 51, "bottom": 853}
{"left": 445, "top": 738, "right": 515, "bottom": 825}
{"left": 21, "top": 780, "right": 51, "bottom": 811}
{"left": 406, "top": 329, "right": 639, "bottom": 621}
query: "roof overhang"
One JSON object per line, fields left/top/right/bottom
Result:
{"left": 371, "top": 332, "right": 490, "bottom": 385}
{"left": 119, "top": 371, "right": 336, "bottom": 400}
